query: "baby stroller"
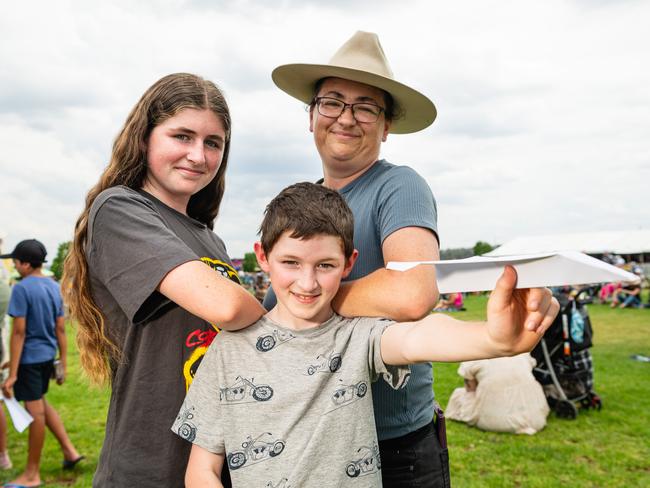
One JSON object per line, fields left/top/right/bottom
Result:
{"left": 531, "top": 287, "right": 602, "bottom": 419}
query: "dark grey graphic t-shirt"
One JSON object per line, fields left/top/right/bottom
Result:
{"left": 87, "top": 186, "right": 240, "bottom": 487}
{"left": 172, "top": 314, "right": 409, "bottom": 487}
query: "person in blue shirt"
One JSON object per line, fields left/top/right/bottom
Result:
{"left": 1, "top": 239, "right": 83, "bottom": 488}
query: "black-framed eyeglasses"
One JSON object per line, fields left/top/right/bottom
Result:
{"left": 313, "top": 97, "right": 385, "bottom": 123}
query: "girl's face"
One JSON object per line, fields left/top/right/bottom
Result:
{"left": 143, "top": 108, "right": 226, "bottom": 214}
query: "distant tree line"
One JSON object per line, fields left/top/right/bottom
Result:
{"left": 440, "top": 241, "right": 496, "bottom": 260}
{"left": 50, "top": 241, "right": 71, "bottom": 281}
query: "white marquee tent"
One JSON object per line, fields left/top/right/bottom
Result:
{"left": 486, "top": 230, "right": 650, "bottom": 258}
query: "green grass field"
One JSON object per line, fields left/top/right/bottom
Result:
{"left": 3, "top": 296, "right": 649, "bottom": 487}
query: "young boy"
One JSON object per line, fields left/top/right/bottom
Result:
{"left": 173, "top": 183, "right": 557, "bottom": 487}
{"left": 0, "top": 239, "right": 83, "bottom": 488}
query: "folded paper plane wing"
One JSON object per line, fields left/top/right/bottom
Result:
{"left": 386, "top": 251, "right": 640, "bottom": 293}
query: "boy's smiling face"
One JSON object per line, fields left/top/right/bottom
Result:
{"left": 255, "top": 231, "right": 357, "bottom": 330}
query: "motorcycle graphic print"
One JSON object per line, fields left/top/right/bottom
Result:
{"left": 227, "top": 432, "right": 286, "bottom": 470}
{"left": 219, "top": 376, "right": 274, "bottom": 404}
{"left": 265, "top": 477, "right": 290, "bottom": 488}
{"left": 305, "top": 351, "right": 342, "bottom": 376}
{"left": 327, "top": 379, "right": 368, "bottom": 413}
{"left": 256, "top": 329, "right": 295, "bottom": 352}
{"left": 175, "top": 405, "right": 197, "bottom": 443}
{"left": 345, "top": 442, "right": 381, "bottom": 478}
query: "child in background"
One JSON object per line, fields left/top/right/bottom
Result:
{"left": 434, "top": 292, "right": 464, "bottom": 312}
{"left": 174, "top": 183, "right": 558, "bottom": 487}
{"left": 0, "top": 267, "right": 12, "bottom": 470}
{"left": 0, "top": 239, "right": 83, "bottom": 488}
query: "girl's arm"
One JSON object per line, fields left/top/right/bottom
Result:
{"left": 380, "top": 266, "right": 559, "bottom": 365}
{"left": 159, "top": 260, "right": 265, "bottom": 331}
{"left": 185, "top": 444, "right": 225, "bottom": 488}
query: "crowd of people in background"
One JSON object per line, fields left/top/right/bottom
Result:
{"left": 240, "top": 251, "right": 650, "bottom": 311}
{"left": 597, "top": 253, "right": 648, "bottom": 309}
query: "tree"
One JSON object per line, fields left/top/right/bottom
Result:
{"left": 50, "top": 241, "right": 71, "bottom": 281}
{"left": 473, "top": 241, "right": 494, "bottom": 256}
{"left": 242, "top": 252, "right": 258, "bottom": 272}
{"left": 440, "top": 247, "right": 473, "bottom": 260}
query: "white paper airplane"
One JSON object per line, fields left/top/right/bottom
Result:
{"left": 386, "top": 251, "right": 640, "bottom": 293}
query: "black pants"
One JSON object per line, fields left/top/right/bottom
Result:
{"left": 379, "top": 415, "right": 450, "bottom": 488}
{"left": 221, "top": 463, "right": 232, "bottom": 488}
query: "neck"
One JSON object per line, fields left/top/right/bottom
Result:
{"left": 265, "top": 307, "right": 335, "bottom": 331}
{"left": 141, "top": 182, "right": 190, "bottom": 215}
{"left": 23, "top": 268, "right": 44, "bottom": 278}
{"left": 322, "top": 159, "right": 379, "bottom": 190}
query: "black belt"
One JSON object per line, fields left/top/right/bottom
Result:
{"left": 378, "top": 420, "right": 435, "bottom": 450}
{"left": 379, "top": 404, "right": 447, "bottom": 450}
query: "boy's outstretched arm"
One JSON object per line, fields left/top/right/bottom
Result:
{"left": 185, "top": 444, "right": 225, "bottom": 488}
{"left": 381, "top": 266, "right": 560, "bottom": 365}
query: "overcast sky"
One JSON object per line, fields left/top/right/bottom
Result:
{"left": 1, "top": 0, "right": 648, "bottom": 262}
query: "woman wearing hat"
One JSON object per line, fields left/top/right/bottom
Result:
{"left": 269, "top": 31, "right": 556, "bottom": 488}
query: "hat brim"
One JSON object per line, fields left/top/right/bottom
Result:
{"left": 0, "top": 253, "right": 12, "bottom": 259}
{"left": 272, "top": 63, "right": 436, "bottom": 134}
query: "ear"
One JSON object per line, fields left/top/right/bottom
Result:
{"left": 309, "top": 105, "right": 315, "bottom": 133}
{"left": 381, "top": 119, "right": 391, "bottom": 142}
{"left": 253, "top": 242, "right": 271, "bottom": 273}
{"left": 341, "top": 249, "right": 359, "bottom": 279}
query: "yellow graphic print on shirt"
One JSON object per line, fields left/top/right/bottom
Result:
{"left": 183, "top": 258, "right": 241, "bottom": 391}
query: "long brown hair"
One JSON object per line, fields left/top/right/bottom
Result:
{"left": 62, "top": 73, "right": 232, "bottom": 384}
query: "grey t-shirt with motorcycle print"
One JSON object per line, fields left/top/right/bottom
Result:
{"left": 172, "top": 313, "right": 410, "bottom": 487}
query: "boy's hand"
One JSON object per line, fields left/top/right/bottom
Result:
{"left": 55, "top": 362, "right": 66, "bottom": 385}
{"left": 1, "top": 376, "right": 16, "bottom": 399}
{"left": 486, "top": 266, "right": 559, "bottom": 354}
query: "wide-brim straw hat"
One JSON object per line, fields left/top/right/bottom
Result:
{"left": 272, "top": 31, "right": 436, "bottom": 134}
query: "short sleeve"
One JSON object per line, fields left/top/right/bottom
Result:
{"left": 52, "top": 283, "right": 64, "bottom": 318}
{"left": 87, "top": 189, "right": 198, "bottom": 323}
{"left": 7, "top": 284, "right": 27, "bottom": 318}
{"left": 367, "top": 319, "right": 411, "bottom": 389}
{"left": 377, "top": 166, "right": 438, "bottom": 245}
{"left": 171, "top": 338, "right": 225, "bottom": 454}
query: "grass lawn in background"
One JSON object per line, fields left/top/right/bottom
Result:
{"left": 1, "top": 325, "right": 109, "bottom": 487}
{"left": 436, "top": 295, "right": 650, "bottom": 487}
{"left": 2, "top": 295, "right": 649, "bottom": 487}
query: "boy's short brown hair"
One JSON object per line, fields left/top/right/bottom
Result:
{"left": 259, "top": 182, "right": 354, "bottom": 258}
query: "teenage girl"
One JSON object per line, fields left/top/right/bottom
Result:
{"left": 63, "top": 73, "right": 264, "bottom": 487}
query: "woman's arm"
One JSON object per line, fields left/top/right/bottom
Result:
{"left": 159, "top": 261, "right": 265, "bottom": 331}
{"left": 185, "top": 444, "right": 225, "bottom": 488}
{"left": 332, "top": 227, "right": 440, "bottom": 321}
